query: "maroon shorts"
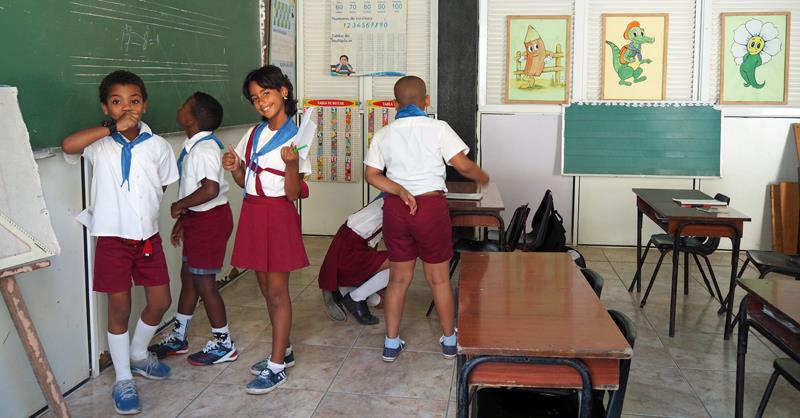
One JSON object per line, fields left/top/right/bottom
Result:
{"left": 383, "top": 193, "right": 453, "bottom": 263}
{"left": 182, "top": 203, "right": 233, "bottom": 274}
{"left": 318, "top": 223, "right": 389, "bottom": 291}
{"left": 93, "top": 233, "right": 169, "bottom": 293}
{"left": 231, "top": 195, "right": 309, "bottom": 273}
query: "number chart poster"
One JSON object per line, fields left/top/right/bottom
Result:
{"left": 330, "top": 0, "right": 407, "bottom": 77}
{"left": 366, "top": 100, "right": 396, "bottom": 148}
{"left": 303, "top": 99, "right": 362, "bottom": 183}
{"left": 270, "top": 0, "right": 297, "bottom": 84}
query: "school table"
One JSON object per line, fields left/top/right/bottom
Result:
{"left": 456, "top": 252, "right": 632, "bottom": 418}
{"left": 628, "top": 188, "right": 750, "bottom": 339}
{"left": 735, "top": 278, "right": 800, "bottom": 418}
{"left": 446, "top": 181, "right": 505, "bottom": 227}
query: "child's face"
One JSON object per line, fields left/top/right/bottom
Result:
{"left": 339, "top": 56, "right": 348, "bottom": 65}
{"left": 176, "top": 97, "right": 195, "bottom": 129}
{"left": 248, "top": 81, "right": 288, "bottom": 120}
{"left": 101, "top": 83, "right": 147, "bottom": 122}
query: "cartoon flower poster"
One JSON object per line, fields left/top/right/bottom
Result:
{"left": 504, "top": 15, "right": 572, "bottom": 104}
{"left": 601, "top": 14, "right": 668, "bottom": 100}
{"left": 720, "top": 12, "right": 790, "bottom": 105}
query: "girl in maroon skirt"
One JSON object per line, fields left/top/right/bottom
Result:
{"left": 222, "top": 65, "right": 311, "bottom": 395}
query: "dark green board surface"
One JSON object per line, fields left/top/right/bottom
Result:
{"left": 563, "top": 104, "right": 721, "bottom": 177}
{"left": 0, "top": 0, "right": 261, "bottom": 149}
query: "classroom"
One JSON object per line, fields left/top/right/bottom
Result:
{"left": 1, "top": 0, "right": 799, "bottom": 417}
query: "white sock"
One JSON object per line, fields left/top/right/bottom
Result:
{"left": 130, "top": 318, "right": 159, "bottom": 361}
{"left": 366, "top": 292, "right": 381, "bottom": 307}
{"left": 108, "top": 332, "right": 133, "bottom": 382}
{"left": 174, "top": 313, "right": 192, "bottom": 340}
{"left": 349, "top": 270, "right": 390, "bottom": 302}
{"left": 338, "top": 286, "right": 355, "bottom": 296}
{"left": 211, "top": 324, "right": 232, "bottom": 348}
{"left": 267, "top": 359, "right": 285, "bottom": 374}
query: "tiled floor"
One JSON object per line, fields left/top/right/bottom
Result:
{"left": 53, "top": 238, "right": 800, "bottom": 417}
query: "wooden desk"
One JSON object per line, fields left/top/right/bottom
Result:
{"left": 446, "top": 181, "right": 504, "bottom": 228}
{"left": 630, "top": 189, "right": 751, "bottom": 338}
{"left": 735, "top": 279, "right": 800, "bottom": 418}
{"left": 457, "top": 252, "right": 632, "bottom": 418}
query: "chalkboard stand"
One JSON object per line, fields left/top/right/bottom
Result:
{"left": 1, "top": 261, "right": 70, "bottom": 418}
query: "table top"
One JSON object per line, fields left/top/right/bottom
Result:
{"left": 457, "top": 252, "right": 632, "bottom": 359}
{"left": 738, "top": 278, "right": 800, "bottom": 330}
{"left": 633, "top": 188, "right": 750, "bottom": 222}
{"left": 446, "top": 182, "right": 504, "bottom": 212}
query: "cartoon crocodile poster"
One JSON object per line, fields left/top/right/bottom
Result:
{"left": 601, "top": 14, "right": 668, "bottom": 100}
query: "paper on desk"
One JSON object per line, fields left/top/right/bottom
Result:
{"left": 294, "top": 108, "right": 317, "bottom": 160}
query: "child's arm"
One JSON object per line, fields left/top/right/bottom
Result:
{"left": 170, "top": 178, "right": 220, "bottom": 218}
{"left": 449, "top": 152, "right": 490, "bottom": 185}
{"left": 365, "top": 166, "right": 417, "bottom": 215}
{"left": 222, "top": 144, "right": 245, "bottom": 188}
{"left": 170, "top": 219, "right": 183, "bottom": 247}
{"left": 280, "top": 144, "right": 302, "bottom": 202}
{"left": 62, "top": 110, "right": 139, "bottom": 154}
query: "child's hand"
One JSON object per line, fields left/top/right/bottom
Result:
{"left": 222, "top": 144, "right": 241, "bottom": 171}
{"left": 115, "top": 110, "right": 140, "bottom": 132}
{"left": 170, "top": 202, "right": 186, "bottom": 219}
{"left": 398, "top": 188, "right": 417, "bottom": 216}
{"left": 170, "top": 220, "right": 183, "bottom": 247}
{"left": 280, "top": 143, "right": 299, "bottom": 167}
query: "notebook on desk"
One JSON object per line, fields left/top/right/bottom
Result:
{"left": 445, "top": 192, "right": 483, "bottom": 201}
{"left": 672, "top": 198, "right": 728, "bottom": 208}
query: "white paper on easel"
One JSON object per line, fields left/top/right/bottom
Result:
{"left": 0, "top": 86, "right": 60, "bottom": 271}
{"left": 294, "top": 107, "right": 317, "bottom": 161}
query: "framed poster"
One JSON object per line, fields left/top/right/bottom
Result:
{"left": 720, "top": 12, "right": 790, "bottom": 105}
{"left": 269, "top": 0, "right": 297, "bottom": 83}
{"left": 601, "top": 13, "right": 668, "bottom": 100}
{"left": 504, "top": 15, "right": 572, "bottom": 104}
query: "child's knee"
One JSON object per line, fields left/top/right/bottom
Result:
{"left": 426, "top": 274, "right": 451, "bottom": 287}
{"left": 147, "top": 295, "right": 172, "bottom": 315}
{"left": 195, "top": 278, "right": 218, "bottom": 297}
{"left": 265, "top": 289, "right": 290, "bottom": 308}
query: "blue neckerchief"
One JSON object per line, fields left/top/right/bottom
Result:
{"left": 395, "top": 104, "right": 428, "bottom": 119}
{"left": 244, "top": 119, "right": 298, "bottom": 193}
{"left": 111, "top": 131, "right": 152, "bottom": 190}
{"left": 177, "top": 132, "right": 224, "bottom": 181}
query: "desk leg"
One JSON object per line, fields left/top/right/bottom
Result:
{"left": 669, "top": 228, "right": 681, "bottom": 337}
{"left": 735, "top": 296, "right": 749, "bottom": 418}
{"left": 457, "top": 354, "right": 467, "bottom": 418}
{"left": 683, "top": 251, "right": 690, "bottom": 295}
{"left": 629, "top": 208, "right": 644, "bottom": 292}
{"left": 724, "top": 236, "right": 742, "bottom": 340}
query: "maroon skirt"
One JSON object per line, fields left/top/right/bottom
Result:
{"left": 318, "top": 223, "right": 388, "bottom": 291}
{"left": 231, "top": 195, "right": 309, "bottom": 273}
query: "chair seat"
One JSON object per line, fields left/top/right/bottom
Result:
{"left": 775, "top": 358, "right": 800, "bottom": 389}
{"left": 453, "top": 238, "right": 501, "bottom": 253}
{"left": 748, "top": 251, "right": 800, "bottom": 275}
{"left": 650, "top": 234, "right": 705, "bottom": 250}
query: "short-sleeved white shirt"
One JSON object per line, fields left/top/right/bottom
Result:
{"left": 178, "top": 131, "right": 229, "bottom": 212}
{"left": 233, "top": 123, "right": 312, "bottom": 197}
{"left": 346, "top": 198, "right": 383, "bottom": 247}
{"left": 64, "top": 122, "right": 179, "bottom": 240}
{"left": 364, "top": 116, "right": 469, "bottom": 196}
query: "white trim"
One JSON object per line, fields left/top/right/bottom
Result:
{"left": 692, "top": 0, "right": 703, "bottom": 100}
{"left": 479, "top": 104, "right": 564, "bottom": 114}
{"left": 295, "top": 0, "right": 305, "bottom": 101}
{"left": 721, "top": 106, "right": 800, "bottom": 118}
{"left": 572, "top": 0, "right": 587, "bottom": 101}
{"left": 477, "top": 0, "right": 489, "bottom": 107}
{"left": 698, "top": 0, "right": 714, "bottom": 102}
{"left": 429, "top": 0, "right": 439, "bottom": 112}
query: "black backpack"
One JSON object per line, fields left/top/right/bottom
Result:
{"left": 524, "top": 190, "right": 567, "bottom": 252}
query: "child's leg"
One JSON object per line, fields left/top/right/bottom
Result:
{"left": 384, "top": 260, "right": 416, "bottom": 339}
{"left": 107, "top": 290, "right": 133, "bottom": 381}
{"left": 195, "top": 274, "right": 227, "bottom": 329}
{"left": 349, "top": 268, "right": 390, "bottom": 302}
{"left": 173, "top": 262, "right": 197, "bottom": 338}
{"left": 131, "top": 284, "right": 172, "bottom": 361}
{"left": 257, "top": 271, "right": 291, "bottom": 365}
{"left": 422, "top": 260, "right": 455, "bottom": 337}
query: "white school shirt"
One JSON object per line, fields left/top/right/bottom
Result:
{"left": 178, "top": 131, "right": 229, "bottom": 212}
{"left": 346, "top": 198, "right": 383, "bottom": 247}
{"left": 64, "top": 122, "right": 179, "bottom": 240}
{"left": 233, "top": 124, "right": 312, "bottom": 197}
{"left": 364, "top": 116, "right": 469, "bottom": 196}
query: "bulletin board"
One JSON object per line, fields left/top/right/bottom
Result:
{"left": 366, "top": 99, "right": 397, "bottom": 147}
{"left": 303, "top": 99, "right": 362, "bottom": 183}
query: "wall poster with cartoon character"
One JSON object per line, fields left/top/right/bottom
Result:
{"left": 504, "top": 15, "right": 571, "bottom": 104}
{"left": 601, "top": 13, "right": 668, "bottom": 100}
{"left": 720, "top": 12, "right": 790, "bottom": 105}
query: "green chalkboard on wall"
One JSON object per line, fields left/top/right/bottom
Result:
{"left": 562, "top": 103, "right": 721, "bottom": 177}
{"left": 0, "top": 0, "right": 261, "bottom": 149}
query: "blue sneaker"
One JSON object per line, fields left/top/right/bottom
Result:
{"left": 249, "top": 348, "right": 295, "bottom": 375}
{"left": 112, "top": 379, "right": 140, "bottom": 415}
{"left": 148, "top": 332, "right": 188, "bottom": 359}
{"left": 440, "top": 335, "right": 457, "bottom": 359}
{"left": 130, "top": 352, "right": 171, "bottom": 380}
{"left": 382, "top": 339, "right": 407, "bottom": 362}
{"left": 245, "top": 368, "right": 287, "bottom": 395}
{"left": 188, "top": 339, "right": 238, "bottom": 366}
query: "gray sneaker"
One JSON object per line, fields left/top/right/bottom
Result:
{"left": 249, "top": 347, "right": 295, "bottom": 376}
{"left": 130, "top": 352, "right": 171, "bottom": 380}
{"left": 322, "top": 290, "right": 346, "bottom": 321}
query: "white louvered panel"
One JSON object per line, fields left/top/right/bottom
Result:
{"left": 302, "top": 0, "right": 359, "bottom": 99}
{"left": 485, "top": 0, "right": 575, "bottom": 105}
{"left": 706, "top": 1, "right": 800, "bottom": 105}
{"left": 585, "top": 0, "right": 696, "bottom": 100}
{"left": 372, "top": 0, "right": 431, "bottom": 99}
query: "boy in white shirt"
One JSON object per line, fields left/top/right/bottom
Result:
{"left": 148, "top": 92, "right": 236, "bottom": 367}
{"left": 364, "top": 76, "right": 489, "bottom": 362}
{"left": 62, "top": 70, "right": 178, "bottom": 415}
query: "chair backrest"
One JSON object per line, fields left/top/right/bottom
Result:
{"left": 605, "top": 310, "right": 637, "bottom": 418}
{"left": 580, "top": 268, "right": 604, "bottom": 297}
{"left": 504, "top": 204, "right": 530, "bottom": 251}
{"left": 698, "top": 193, "right": 731, "bottom": 251}
{"left": 525, "top": 190, "right": 553, "bottom": 251}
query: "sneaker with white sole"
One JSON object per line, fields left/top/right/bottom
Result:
{"left": 382, "top": 339, "right": 407, "bottom": 362}
{"left": 440, "top": 335, "right": 457, "bottom": 359}
{"left": 249, "top": 348, "right": 295, "bottom": 375}
{"left": 187, "top": 339, "right": 238, "bottom": 366}
{"left": 148, "top": 332, "right": 188, "bottom": 359}
{"left": 112, "top": 379, "right": 140, "bottom": 415}
{"left": 245, "top": 368, "right": 287, "bottom": 395}
{"left": 130, "top": 352, "right": 171, "bottom": 380}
